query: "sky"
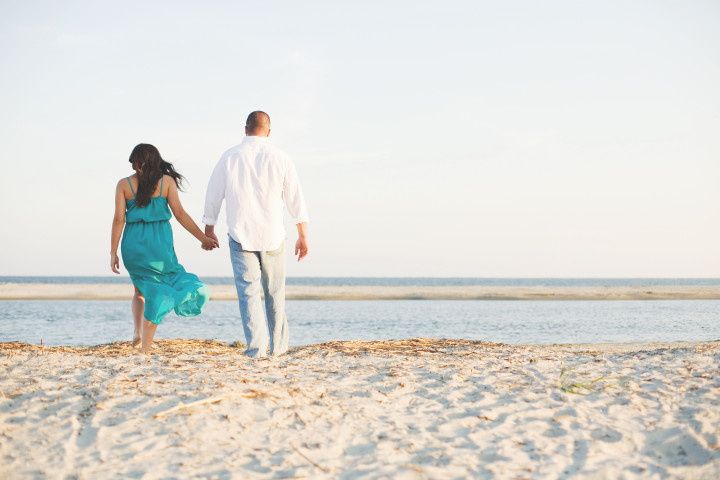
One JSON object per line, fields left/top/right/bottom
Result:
{"left": 0, "top": 0, "right": 718, "bottom": 277}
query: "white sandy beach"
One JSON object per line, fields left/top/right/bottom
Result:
{"left": 2, "top": 283, "right": 720, "bottom": 301}
{"left": 1, "top": 339, "right": 718, "bottom": 479}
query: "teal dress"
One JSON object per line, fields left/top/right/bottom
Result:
{"left": 120, "top": 176, "right": 210, "bottom": 324}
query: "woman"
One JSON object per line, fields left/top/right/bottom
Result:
{"left": 110, "top": 143, "right": 218, "bottom": 353}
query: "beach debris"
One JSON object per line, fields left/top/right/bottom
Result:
{"left": 291, "top": 443, "right": 331, "bottom": 473}
{"left": 558, "top": 366, "right": 606, "bottom": 395}
{"left": 154, "top": 395, "right": 226, "bottom": 418}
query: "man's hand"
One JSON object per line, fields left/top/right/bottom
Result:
{"left": 295, "top": 236, "right": 308, "bottom": 261}
{"left": 294, "top": 222, "right": 309, "bottom": 261}
{"left": 204, "top": 225, "right": 219, "bottom": 250}
{"left": 201, "top": 235, "right": 219, "bottom": 251}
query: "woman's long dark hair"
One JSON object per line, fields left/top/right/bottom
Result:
{"left": 128, "top": 144, "right": 185, "bottom": 207}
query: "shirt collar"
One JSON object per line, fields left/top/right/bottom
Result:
{"left": 243, "top": 135, "right": 270, "bottom": 143}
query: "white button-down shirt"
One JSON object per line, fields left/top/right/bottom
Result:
{"left": 202, "top": 135, "right": 309, "bottom": 251}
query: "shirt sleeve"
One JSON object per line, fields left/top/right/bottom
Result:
{"left": 202, "top": 156, "right": 227, "bottom": 225}
{"left": 283, "top": 157, "right": 309, "bottom": 224}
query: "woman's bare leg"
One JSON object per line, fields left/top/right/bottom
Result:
{"left": 131, "top": 288, "right": 144, "bottom": 346}
{"left": 140, "top": 319, "right": 158, "bottom": 354}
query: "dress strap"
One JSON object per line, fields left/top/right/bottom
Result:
{"left": 126, "top": 176, "right": 136, "bottom": 196}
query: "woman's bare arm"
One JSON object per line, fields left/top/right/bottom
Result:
{"left": 166, "top": 177, "right": 218, "bottom": 250}
{"left": 110, "top": 180, "right": 126, "bottom": 273}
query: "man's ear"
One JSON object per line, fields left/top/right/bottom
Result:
{"left": 267, "top": 129, "right": 271, "bottom": 137}
{"left": 244, "top": 126, "right": 249, "bottom": 135}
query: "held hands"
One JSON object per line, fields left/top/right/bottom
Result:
{"left": 110, "top": 253, "right": 120, "bottom": 274}
{"left": 201, "top": 234, "right": 220, "bottom": 251}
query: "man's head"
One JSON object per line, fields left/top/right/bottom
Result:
{"left": 245, "top": 111, "right": 271, "bottom": 137}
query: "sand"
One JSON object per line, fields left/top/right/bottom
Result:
{"left": 2, "top": 283, "right": 720, "bottom": 300}
{"left": 1, "top": 339, "right": 718, "bottom": 479}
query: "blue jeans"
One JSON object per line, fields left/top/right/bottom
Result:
{"left": 228, "top": 236, "right": 289, "bottom": 358}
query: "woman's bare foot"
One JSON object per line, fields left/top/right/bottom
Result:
{"left": 132, "top": 335, "right": 141, "bottom": 347}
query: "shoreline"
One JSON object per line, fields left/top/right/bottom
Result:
{"left": 2, "top": 338, "right": 718, "bottom": 478}
{"left": 2, "top": 338, "right": 718, "bottom": 352}
{"left": 2, "top": 283, "right": 720, "bottom": 300}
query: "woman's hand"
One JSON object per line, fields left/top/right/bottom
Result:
{"left": 111, "top": 253, "right": 120, "bottom": 274}
{"left": 201, "top": 235, "right": 219, "bottom": 251}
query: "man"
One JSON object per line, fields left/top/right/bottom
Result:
{"left": 203, "top": 111, "right": 309, "bottom": 358}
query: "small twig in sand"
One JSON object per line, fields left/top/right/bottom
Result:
{"left": 240, "top": 388, "right": 277, "bottom": 400}
{"left": 154, "top": 395, "right": 225, "bottom": 418}
{"left": 154, "top": 389, "right": 279, "bottom": 418}
{"left": 291, "top": 443, "right": 331, "bottom": 473}
{"left": 294, "top": 411, "right": 308, "bottom": 426}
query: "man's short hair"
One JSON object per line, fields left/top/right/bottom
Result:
{"left": 246, "top": 111, "right": 271, "bottom": 132}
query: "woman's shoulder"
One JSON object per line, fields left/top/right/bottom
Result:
{"left": 116, "top": 175, "right": 132, "bottom": 189}
{"left": 162, "top": 174, "right": 175, "bottom": 186}
{"left": 161, "top": 174, "right": 177, "bottom": 195}
{"left": 118, "top": 174, "right": 139, "bottom": 193}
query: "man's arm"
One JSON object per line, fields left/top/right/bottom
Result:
{"left": 283, "top": 159, "right": 309, "bottom": 223}
{"left": 202, "top": 155, "right": 227, "bottom": 243}
{"left": 283, "top": 158, "right": 310, "bottom": 261}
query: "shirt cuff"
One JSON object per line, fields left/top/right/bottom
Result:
{"left": 202, "top": 215, "right": 217, "bottom": 225}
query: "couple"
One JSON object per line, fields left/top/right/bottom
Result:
{"left": 109, "top": 111, "right": 309, "bottom": 357}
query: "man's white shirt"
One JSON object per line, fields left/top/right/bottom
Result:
{"left": 202, "top": 135, "right": 309, "bottom": 251}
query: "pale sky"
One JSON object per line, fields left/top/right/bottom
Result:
{"left": 1, "top": 1, "right": 718, "bottom": 277}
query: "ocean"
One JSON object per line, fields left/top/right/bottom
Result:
{"left": 2, "top": 277, "right": 718, "bottom": 346}
{"left": 1, "top": 297, "right": 718, "bottom": 347}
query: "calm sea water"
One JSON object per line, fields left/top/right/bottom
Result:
{"left": 1, "top": 300, "right": 718, "bottom": 347}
